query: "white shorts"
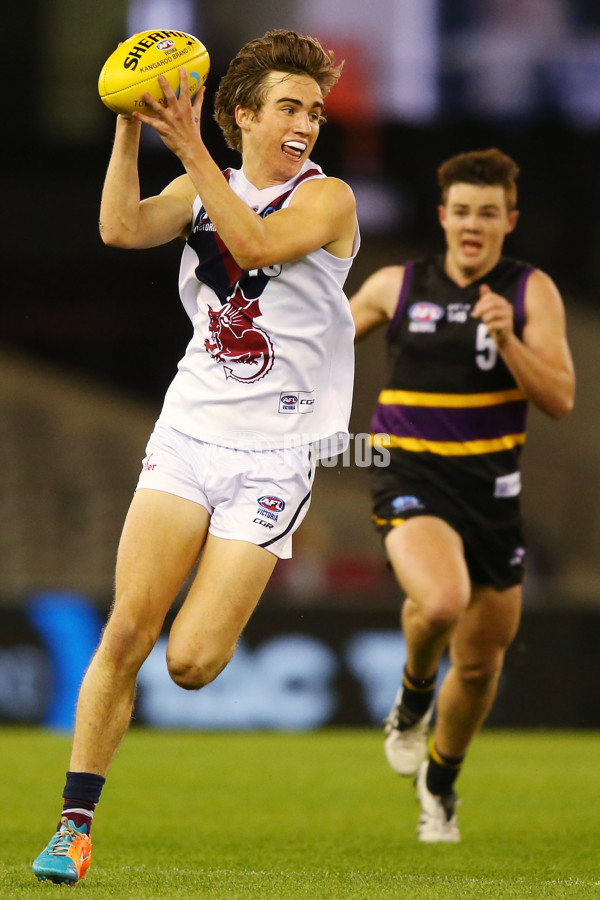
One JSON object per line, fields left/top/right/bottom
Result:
{"left": 135, "top": 421, "right": 315, "bottom": 559}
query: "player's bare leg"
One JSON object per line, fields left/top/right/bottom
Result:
{"left": 70, "top": 489, "right": 211, "bottom": 774}
{"left": 434, "top": 583, "right": 522, "bottom": 759}
{"left": 33, "top": 489, "right": 209, "bottom": 884}
{"left": 383, "top": 518, "right": 470, "bottom": 775}
{"left": 392, "top": 518, "right": 470, "bottom": 676}
{"left": 417, "top": 583, "right": 522, "bottom": 843}
{"left": 166, "top": 534, "right": 278, "bottom": 688}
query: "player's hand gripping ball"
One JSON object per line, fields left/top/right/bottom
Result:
{"left": 98, "top": 30, "right": 210, "bottom": 116}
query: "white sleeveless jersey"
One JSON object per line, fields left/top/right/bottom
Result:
{"left": 158, "top": 160, "right": 359, "bottom": 458}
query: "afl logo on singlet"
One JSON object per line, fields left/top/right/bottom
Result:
{"left": 408, "top": 301, "right": 444, "bottom": 333}
{"left": 258, "top": 496, "right": 286, "bottom": 513}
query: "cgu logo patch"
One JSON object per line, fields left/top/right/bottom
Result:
{"left": 205, "top": 286, "right": 274, "bottom": 383}
{"left": 258, "top": 496, "right": 285, "bottom": 513}
{"left": 278, "top": 390, "right": 315, "bottom": 414}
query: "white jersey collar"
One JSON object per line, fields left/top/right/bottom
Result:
{"left": 229, "top": 160, "right": 323, "bottom": 212}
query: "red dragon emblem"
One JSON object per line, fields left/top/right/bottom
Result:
{"left": 204, "top": 287, "right": 274, "bottom": 383}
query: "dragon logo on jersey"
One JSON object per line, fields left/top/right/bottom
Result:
{"left": 204, "top": 285, "right": 274, "bottom": 383}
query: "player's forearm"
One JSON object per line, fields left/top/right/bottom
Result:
{"left": 99, "top": 117, "right": 143, "bottom": 247}
{"left": 499, "top": 334, "right": 575, "bottom": 419}
{"left": 351, "top": 307, "right": 386, "bottom": 342}
{"left": 179, "top": 145, "right": 272, "bottom": 270}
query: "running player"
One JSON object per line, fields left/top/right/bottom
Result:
{"left": 350, "top": 148, "right": 574, "bottom": 841}
{"left": 33, "top": 30, "right": 358, "bottom": 884}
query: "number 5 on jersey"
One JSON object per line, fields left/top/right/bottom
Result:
{"left": 475, "top": 322, "right": 498, "bottom": 371}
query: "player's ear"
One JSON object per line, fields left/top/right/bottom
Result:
{"left": 506, "top": 209, "right": 519, "bottom": 234}
{"left": 235, "top": 106, "right": 254, "bottom": 131}
{"left": 437, "top": 204, "right": 447, "bottom": 227}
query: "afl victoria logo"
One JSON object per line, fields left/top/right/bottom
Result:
{"left": 258, "top": 496, "right": 286, "bottom": 512}
{"left": 408, "top": 302, "right": 444, "bottom": 323}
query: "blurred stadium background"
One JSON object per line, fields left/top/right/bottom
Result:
{"left": 2, "top": 0, "right": 600, "bottom": 732}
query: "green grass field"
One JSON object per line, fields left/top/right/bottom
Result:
{"left": 1, "top": 727, "right": 598, "bottom": 898}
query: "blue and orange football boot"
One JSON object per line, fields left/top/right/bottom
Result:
{"left": 32, "top": 816, "right": 92, "bottom": 885}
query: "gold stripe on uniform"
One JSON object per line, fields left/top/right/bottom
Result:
{"left": 370, "top": 433, "right": 526, "bottom": 455}
{"left": 377, "top": 388, "right": 527, "bottom": 408}
{"left": 372, "top": 515, "right": 405, "bottom": 528}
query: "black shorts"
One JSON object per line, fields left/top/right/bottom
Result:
{"left": 369, "top": 452, "right": 526, "bottom": 591}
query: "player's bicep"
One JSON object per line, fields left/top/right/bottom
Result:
{"left": 350, "top": 267, "right": 404, "bottom": 340}
{"left": 522, "top": 271, "right": 574, "bottom": 372}
{"left": 261, "top": 179, "right": 356, "bottom": 264}
{"left": 135, "top": 176, "right": 195, "bottom": 248}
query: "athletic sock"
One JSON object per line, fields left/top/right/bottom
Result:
{"left": 59, "top": 771, "right": 106, "bottom": 835}
{"left": 399, "top": 667, "right": 437, "bottom": 720}
{"left": 426, "top": 742, "right": 464, "bottom": 796}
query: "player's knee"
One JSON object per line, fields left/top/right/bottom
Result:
{"left": 420, "top": 585, "right": 468, "bottom": 633}
{"left": 100, "top": 617, "right": 158, "bottom": 673}
{"left": 166, "top": 647, "right": 233, "bottom": 691}
{"left": 457, "top": 653, "right": 504, "bottom": 688}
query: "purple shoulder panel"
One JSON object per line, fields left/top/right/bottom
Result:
{"left": 385, "top": 261, "right": 414, "bottom": 341}
{"left": 514, "top": 265, "right": 535, "bottom": 335}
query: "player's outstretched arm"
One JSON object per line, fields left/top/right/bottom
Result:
{"left": 99, "top": 115, "right": 195, "bottom": 250}
{"left": 349, "top": 266, "right": 405, "bottom": 341}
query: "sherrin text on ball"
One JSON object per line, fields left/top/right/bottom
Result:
{"left": 98, "top": 30, "right": 210, "bottom": 117}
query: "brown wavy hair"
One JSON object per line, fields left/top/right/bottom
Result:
{"left": 437, "top": 148, "right": 520, "bottom": 211}
{"left": 214, "top": 30, "right": 343, "bottom": 153}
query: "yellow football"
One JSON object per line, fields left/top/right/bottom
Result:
{"left": 98, "top": 30, "right": 210, "bottom": 117}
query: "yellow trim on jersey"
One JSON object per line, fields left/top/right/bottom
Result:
{"left": 377, "top": 388, "right": 527, "bottom": 408}
{"left": 371, "top": 433, "right": 527, "bottom": 455}
{"left": 372, "top": 514, "right": 405, "bottom": 528}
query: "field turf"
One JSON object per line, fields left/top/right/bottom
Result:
{"left": 1, "top": 727, "right": 598, "bottom": 898}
